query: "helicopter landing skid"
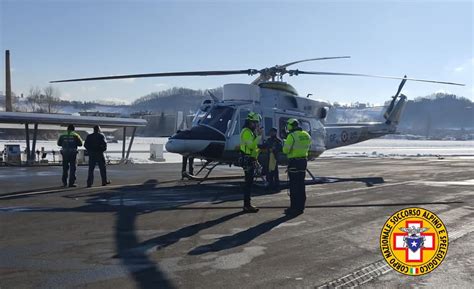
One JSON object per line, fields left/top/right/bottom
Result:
{"left": 182, "top": 161, "right": 221, "bottom": 184}
{"left": 306, "top": 168, "right": 317, "bottom": 181}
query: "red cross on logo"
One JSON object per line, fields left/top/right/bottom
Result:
{"left": 393, "top": 220, "right": 435, "bottom": 262}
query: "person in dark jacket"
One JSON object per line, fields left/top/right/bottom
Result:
{"left": 262, "top": 127, "right": 282, "bottom": 191}
{"left": 57, "top": 124, "right": 83, "bottom": 187}
{"left": 85, "top": 125, "right": 110, "bottom": 187}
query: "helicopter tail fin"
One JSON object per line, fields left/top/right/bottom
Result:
{"left": 384, "top": 94, "right": 407, "bottom": 125}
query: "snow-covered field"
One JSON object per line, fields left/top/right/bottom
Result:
{"left": 322, "top": 139, "right": 474, "bottom": 158}
{"left": 1, "top": 138, "right": 473, "bottom": 164}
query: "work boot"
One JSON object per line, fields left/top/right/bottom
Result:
{"left": 102, "top": 180, "right": 111, "bottom": 186}
{"left": 243, "top": 205, "right": 259, "bottom": 213}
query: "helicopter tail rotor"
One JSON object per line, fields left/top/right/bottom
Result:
{"left": 384, "top": 94, "right": 407, "bottom": 125}
{"left": 384, "top": 76, "right": 407, "bottom": 119}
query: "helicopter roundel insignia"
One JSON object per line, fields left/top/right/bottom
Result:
{"left": 341, "top": 131, "right": 349, "bottom": 143}
{"left": 380, "top": 207, "right": 448, "bottom": 276}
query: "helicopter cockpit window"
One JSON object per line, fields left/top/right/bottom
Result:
{"left": 200, "top": 106, "right": 235, "bottom": 134}
{"left": 192, "top": 109, "right": 208, "bottom": 127}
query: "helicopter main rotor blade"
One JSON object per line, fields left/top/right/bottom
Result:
{"left": 51, "top": 69, "right": 258, "bottom": 83}
{"left": 289, "top": 70, "right": 465, "bottom": 86}
{"left": 280, "top": 56, "right": 351, "bottom": 68}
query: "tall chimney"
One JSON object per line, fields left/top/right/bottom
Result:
{"left": 5, "top": 50, "right": 13, "bottom": 112}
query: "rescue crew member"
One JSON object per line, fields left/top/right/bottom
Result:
{"left": 57, "top": 124, "right": 83, "bottom": 187}
{"left": 262, "top": 127, "right": 282, "bottom": 192}
{"left": 282, "top": 119, "right": 311, "bottom": 215}
{"left": 85, "top": 125, "right": 110, "bottom": 187}
{"left": 240, "top": 112, "right": 262, "bottom": 213}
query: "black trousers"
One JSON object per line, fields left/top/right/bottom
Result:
{"left": 266, "top": 167, "right": 280, "bottom": 189}
{"left": 288, "top": 158, "right": 307, "bottom": 211}
{"left": 242, "top": 157, "right": 256, "bottom": 207}
{"left": 181, "top": 156, "right": 194, "bottom": 175}
{"left": 61, "top": 151, "right": 77, "bottom": 186}
{"left": 87, "top": 152, "right": 107, "bottom": 186}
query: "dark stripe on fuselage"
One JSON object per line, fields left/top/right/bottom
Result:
{"left": 170, "top": 125, "right": 226, "bottom": 141}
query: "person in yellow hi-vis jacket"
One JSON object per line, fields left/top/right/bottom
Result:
{"left": 239, "top": 112, "right": 262, "bottom": 213}
{"left": 282, "top": 119, "right": 311, "bottom": 216}
{"left": 57, "top": 124, "right": 83, "bottom": 187}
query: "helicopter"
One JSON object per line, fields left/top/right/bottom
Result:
{"left": 52, "top": 56, "right": 464, "bottom": 181}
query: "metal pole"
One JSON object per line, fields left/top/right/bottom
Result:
{"left": 121, "top": 127, "right": 127, "bottom": 160}
{"left": 125, "top": 127, "right": 137, "bottom": 160}
{"left": 25, "top": 123, "right": 30, "bottom": 163}
{"left": 31, "top": 123, "right": 38, "bottom": 162}
{"left": 5, "top": 50, "right": 12, "bottom": 112}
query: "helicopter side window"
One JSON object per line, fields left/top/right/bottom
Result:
{"left": 201, "top": 106, "right": 235, "bottom": 134}
{"left": 299, "top": 120, "right": 312, "bottom": 135}
{"left": 279, "top": 117, "right": 312, "bottom": 139}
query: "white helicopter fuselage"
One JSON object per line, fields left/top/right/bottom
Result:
{"left": 165, "top": 81, "right": 405, "bottom": 164}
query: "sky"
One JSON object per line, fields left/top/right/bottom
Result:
{"left": 0, "top": 0, "right": 473, "bottom": 105}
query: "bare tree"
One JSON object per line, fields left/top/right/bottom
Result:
{"left": 26, "top": 86, "right": 61, "bottom": 113}
{"left": 26, "top": 86, "right": 43, "bottom": 112}
{"left": 42, "top": 86, "right": 60, "bottom": 113}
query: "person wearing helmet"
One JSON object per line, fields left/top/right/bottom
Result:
{"left": 57, "top": 124, "right": 83, "bottom": 187}
{"left": 239, "top": 112, "right": 263, "bottom": 213}
{"left": 282, "top": 118, "right": 312, "bottom": 215}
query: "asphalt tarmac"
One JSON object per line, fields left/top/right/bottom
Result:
{"left": 0, "top": 157, "right": 473, "bottom": 289}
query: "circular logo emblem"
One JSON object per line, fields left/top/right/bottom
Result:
{"left": 380, "top": 207, "right": 448, "bottom": 276}
{"left": 341, "top": 131, "right": 349, "bottom": 143}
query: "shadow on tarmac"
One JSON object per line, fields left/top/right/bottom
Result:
{"left": 0, "top": 175, "right": 384, "bottom": 200}
{"left": 146, "top": 211, "right": 245, "bottom": 251}
{"left": 187, "top": 214, "right": 297, "bottom": 255}
{"left": 113, "top": 180, "right": 176, "bottom": 289}
{"left": 0, "top": 176, "right": 465, "bottom": 288}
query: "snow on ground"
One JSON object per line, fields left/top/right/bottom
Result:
{"left": 1, "top": 138, "right": 473, "bottom": 164}
{"left": 322, "top": 139, "right": 474, "bottom": 158}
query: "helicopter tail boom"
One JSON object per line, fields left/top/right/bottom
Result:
{"left": 324, "top": 82, "right": 408, "bottom": 150}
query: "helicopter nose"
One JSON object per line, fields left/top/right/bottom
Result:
{"left": 165, "top": 138, "right": 212, "bottom": 154}
{"left": 165, "top": 125, "right": 225, "bottom": 154}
